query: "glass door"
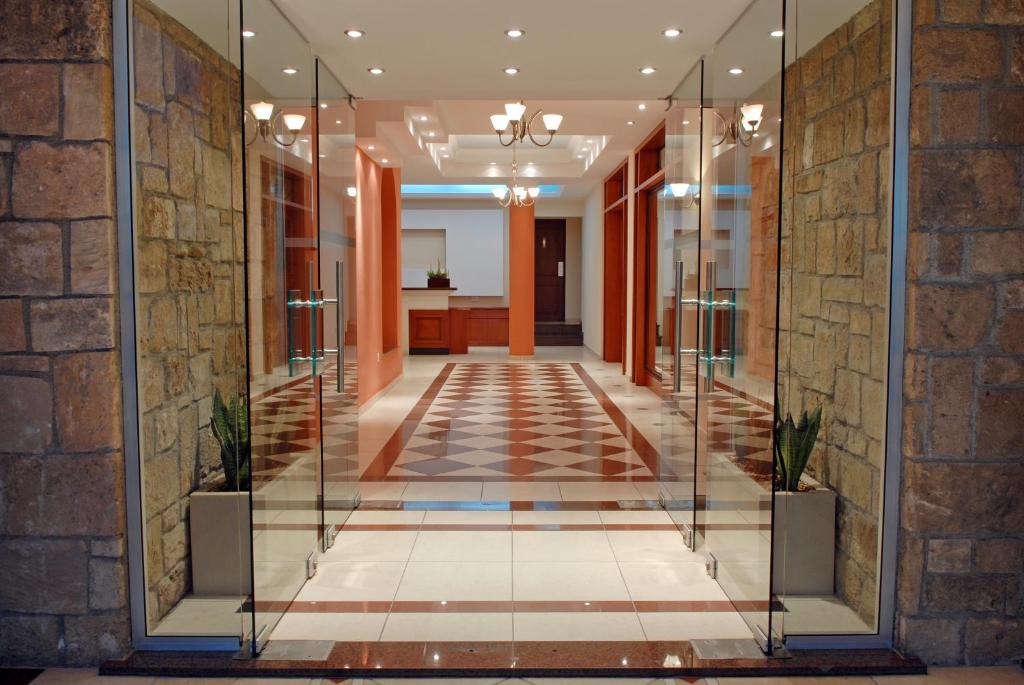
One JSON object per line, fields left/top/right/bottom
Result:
{"left": 658, "top": 65, "right": 704, "bottom": 546}
{"left": 696, "top": 0, "right": 785, "bottom": 652}
{"left": 241, "top": 0, "right": 322, "bottom": 652}
{"left": 315, "top": 61, "right": 360, "bottom": 540}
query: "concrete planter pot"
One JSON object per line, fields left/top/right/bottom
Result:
{"left": 189, "top": 490, "right": 252, "bottom": 595}
{"left": 771, "top": 481, "right": 836, "bottom": 596}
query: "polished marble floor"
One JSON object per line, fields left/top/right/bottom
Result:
{"left": 26, "top": 665, "right": 1024, "bottom": 685}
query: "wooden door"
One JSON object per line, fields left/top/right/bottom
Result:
{"left": 534, "top": 219, "right": 566, "bottom": 322}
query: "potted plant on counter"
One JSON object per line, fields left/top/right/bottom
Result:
{"left": 426, "top": 260, "right": 451, "bottom": 289}
{"left": 189, "top": 390, "right": 253, "bottom": 595}
{"left": 770, "top": 406, "right": 837, "bottom": 596}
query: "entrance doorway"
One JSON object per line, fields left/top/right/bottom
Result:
{"left": 534, "top": 219, "right": 566, "bottom": 322}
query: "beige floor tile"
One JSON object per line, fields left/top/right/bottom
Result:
{"left": 410, "top": 530, "right": 512, "bottom": 562}
{"left": 874, "top": 667, "right": 1024, "bottom": 685}
{"left": 422, "top": 509, "right": 512, "bottom": 525}
{"left": 395, "top": 561, "right": 512, "bottom": 600}
{"left": 380, "top": 612, "right": 513, "bottom": 641}
{"left": 513, "top": 561, "right": 630, "bottom": 601}
{"left": 269, "top": 611, "right": 387, "bottom": 641}
{"left": 606, "top": 530, "right": 703, "bottom": 563}
{"left": 512, "top": 530, "right": 616, "bottom": 562}
{"left": 320, "top": 530, "right": 419, "bottom": 563}
{"left": 513, "top": 611, "right": 646, "bottom": 641}
{"left": 402, "top": 481, "right": 484, "bottom": 501}
{"left": 295, "top": 561, "right": 405, "bottom": 601}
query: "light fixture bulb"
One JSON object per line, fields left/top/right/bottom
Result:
{"left": 527, "top": 187, "right": 540, "bottom": 198}
{"left": 492, "top": 187, "right": 508, "bottom": 199}
{"left": 427, "top": 131, "right": 435, "bottom": 137}
{"left": 381, "top": 158, "right": 389, "bottom": 163}
{"left": 368, "top": 67, "right": 384, "bottom": 75}
{"left": 282, "top": 67, "right": 297, "bottom": 75}
{"left": 541, "top": 113, "right": 563, "bottom": 132}
{"left": 490, "top": 114, "right": 510, "bottom": 132}
{"left": 770, "top": 29, "right": 784, "bottom": 37}
{"left": 626, "top": 120, "right": 635, "bottom": 126}
{"left": 505, "top": 28, "right": 525, "bottom": 38}
{"left": 346, "top": 187, "right": 357, "bottom": 198}
{"left": 638, "top": 103, "right": 647, "bottom": 111}
{"left": 250, "top": 101, "right": 274, "bottom": 122}
{"left": 335, "top": 119, "right": 342, "bottom": 124}
{"left": 505, "top": 102, "right": 527, "bottom": 120}
{"left": 242, "top": 29, "right": 256, "bottom": 38}
{"left": 662, "top": 28, "right": 681, "bottom": 37}
{"left": 419, "top": 115, "right": 428, "bottom": 122}
{"left": 282, "top": 113, "right": 306, "bottom": 132}
{"left": 504, "top": 66, "right": 520, "bottom": 76}
{"left": 345, "top": 29, "right": 365, "bottom": 38}
{"left": 740, "top": 103, "right": 764, "bottom": 132}
{"left": 670, "top": 183, "right": 691, "bottom": 197}
{"left": 729, "top": 67, "right": 744, "bottom": 75}
{"left": 367, "top": 145, "right": 375, "bottom": 150}
{"left": 639, "top": 66, "right": 656, "bottom": 75}
{"left": 320, "top": 103, "right": 328, "bottom": 109}
{"left": 513, "top": 186, "right": 526, "bottom": 198}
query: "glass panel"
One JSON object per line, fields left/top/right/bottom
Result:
{"left": 316, "top": 62, "right": 360, "bottom": 533}
{"left": 699, "top": 0, "right": 785, "bottom": 649}
{"left": 130, "top": 0, "right": 249, "bottom": 639}
{"left": 658, "top": 66, "right": 703, "bottom": 542}
{"left": 240, "top": 0, "right": 320, "bottom": 648}
{"left": 777, "top": 0, "right": 893, "bottom": 635}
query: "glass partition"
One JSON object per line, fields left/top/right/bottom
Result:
{"left": 240, "top": 0, "right": 321, "bottom": 650}
{"left": 776, "top": 0, "right": 893, "bottom": 636}
{"left": 658, "top": 65, "right": 704, "bottom": 544}
{"left": 129, "top": 0, "right": 250, "bottom": 640}
{"left": 698, "top": 0, "right": 785, "bottom": 650}
{"left": 316, "top": 62, "right": 360, "bottom": 534}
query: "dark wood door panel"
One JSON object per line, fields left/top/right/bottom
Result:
{"left": 534, "top": 219, "right": 566, "bottom": 322}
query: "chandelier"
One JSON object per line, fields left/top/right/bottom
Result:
{"left": 491, "top": 146, "right": 538, "bottom": 208}
{"left": 244, "top": 101, "right": 306, "bottom": 147}
{"left": 711, "top": 103, "right": 763, "bottom": 147}
{"left": 490, "top": 101, "right": 563, "bottom": 147}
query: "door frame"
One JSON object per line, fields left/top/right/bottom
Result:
{"left": 602, "top": 163, "right": 628, "bottom": 367}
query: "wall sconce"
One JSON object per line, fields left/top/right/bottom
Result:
{"left": 670, "top": 182, "right": 700, "bottom": 208}
{"left": 245, "top": 101, "right": 306, "bottom": 147}
{"left": 711, "top": 103, "right": 763, "bottom": 147}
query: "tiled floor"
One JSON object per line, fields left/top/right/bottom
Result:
{"left": 25, "top": 665, "right": 1024, "bottom": 684}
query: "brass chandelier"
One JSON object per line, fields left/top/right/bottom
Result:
{"left": 490, "top": 100, "right": 563, "bottom": 147}
{"left": 491, "top": 145, "right": 538, "bottom": 208}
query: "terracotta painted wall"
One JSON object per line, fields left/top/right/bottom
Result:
{"left": 355, "top": 152, "right": 402, "bottom": 405}
{"left": 509, "top": 202, "right": 535, "bottom": 356}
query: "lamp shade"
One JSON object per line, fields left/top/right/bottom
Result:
{"left": 527, "top": 187, "right": 540, "bottom": 198}
{"left": 492, "top": 187, "right": 509, "bottom": 199}
{"left": 512, "top": 186, "right": 526, "bottom": 198}
{"left": 670, "top": 183, "right": 691, "bottom": 197}
{"left": 250, "top": 101, "right": 275, "bottom": 122}
{"left": 541, "top": 113, "right": 563, "bottom": 132}
{"left": 740, "top": 103, "right": 764, "bottom": 132}
{"left": 346, "top": 187, "right": 357, "bottom": 198}
{"left": 282, "top": 113, "right": 307, "bottom": 132}
{"left": 505, "top": 101, "right": 527, "bottom": 121}
{"left": 490, "top": 114, "right": 510, "bottom": 132}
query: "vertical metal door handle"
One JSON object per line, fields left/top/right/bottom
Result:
{"left": 336, "top": 261, "right": 344, "bottom": 393}
{"left": 557, "top": 261, "right": 564, "bottom": 277}
{"left": 703, "top": 260, "right": 716, "bottom": 393}
{"left": 673, "top": 260, "right": 684, "bottom": 394}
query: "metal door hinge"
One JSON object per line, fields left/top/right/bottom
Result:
{"left": 306, "top": 551, "right": 318, "bottom": 579}
{"left": 705, "top": 553, "right": 718, "bottom": 579}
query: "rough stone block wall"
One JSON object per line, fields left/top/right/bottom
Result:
{"left": 0, "top": 0, "right": 131, "bottom": 665}
{"left": 897, "top": 0, "right": 1024, "bottom": 665}
{"left": 131, "top": 0, "right": 248, "bottom": 628}
{"left": 779, "top": 0, "right": 892, "bottom": 623}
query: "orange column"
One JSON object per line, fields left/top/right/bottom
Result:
{"left": 508, "top": 202, "right": 535, "bottom": 356}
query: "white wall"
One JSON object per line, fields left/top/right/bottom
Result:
{"left": 401, "top": 208, "right": 505, "bottom": 297}
{"left": 581, "top": 186, "right": 604, "bottom": 356}
{"left": 565, "top": 218, "right": 582, "bottom": 323}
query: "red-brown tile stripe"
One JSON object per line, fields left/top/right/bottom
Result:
{"left": 570, "top": 363, "right": 665, "bottom": 479}
{"left": 253, "top": 521, "right": 769, "bottom": 532}
{"left": 361, "top": 363, "right": 457, "bottom": 480}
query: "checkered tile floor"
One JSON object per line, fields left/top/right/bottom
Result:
{"left": 370, "top": 363, "right": 658, "bottom": 481}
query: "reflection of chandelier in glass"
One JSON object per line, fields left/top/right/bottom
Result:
{"left": 711, "top": 103, "right": 763, "bottom": 147}
{"left": 492, "top": 146, "right": 538, "bottom": 208}
{"left": 490, "top": 100, "right": 563, "bottom": 147}
{"left": 244, "top": 101, "right": 306, "bottom": 147}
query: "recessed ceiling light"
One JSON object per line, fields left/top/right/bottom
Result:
{"left": 368, "top": 67, "right": 385, "bottom": 75}
{"left": 490, "top": 162, "right": 497, "bottom": 166}
{"left": 527, "top": 161, "right": 534, "bottom": 166}
{"left": 419, "top": 115, "right": 428, "bottom": 122}
{"left": 639, "top": 66, "right": 657, "bottom": 75}
{"left": 319, "top": 153, "right": 327, "bottom": 158}
{"left": 427, "top": 131, "right": 435, "bottom": 137}
{"left": 662, "top": 28, "right": 681, "bottom": 38}
{"left": 320, "top": 103, "right": 328, "bottom": 109}
{"left": 504, "top": 66, "right": 520, "bottom": 75}
{"left": 729, "top": 67, "right": 744, "bottom": 75}
{"left": 282, "top": 67, "right": 297, "bottom": 75}
{"left": 381, "top": 158, "right": 389, "bottom": 163}
{"left": 637, "top": 103, "right": 647, "bottom": 111}
{"left": 577, "top": 154, "right": 585, "bottom": 159}
{"left": 367, "top": 145, "right": 375, "bottom": 150}
{"left": 345, "top": 29, "right": 365, "bottom": 38}
{"left": 626, "top": 120, "right": 635, "bottom": 125}
{"left": 335, "top": 120, "right": 342, "bottom": 124}
{"left": 505, "top": 28, "right": 525, "bottom": 38}
{"left": 770, "top": 29, "right": 784, "bottom": 37}
{"left": 442, "top": 154, "right": 450, "bottom": 158}
{"left": 242, "top": 29, "right": 256, "bottom": 38}
{"left": 586, "top": 139, "right": 594, "bottom": 144}
{"left": 682, "top": 120, "right": 690, "bottom": 125}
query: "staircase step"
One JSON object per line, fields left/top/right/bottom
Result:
{"left": 535, "top": 322, "right": 583, "bottom": 346}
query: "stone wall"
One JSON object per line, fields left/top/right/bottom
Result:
{"left": 896, "top": 0, "right": 1024, "bottom": 665}
{"left": 778, "top": 0, "right": 892, "bottom": 623}
{"left": 131, "top": 0, "right": 247, "bottom": 627}
{"left": 0, "top": 0, "right": 131, "bottom": 665}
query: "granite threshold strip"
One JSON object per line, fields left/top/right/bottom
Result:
{"left": 101, "top": 644, "right": 926, "bottom": 678}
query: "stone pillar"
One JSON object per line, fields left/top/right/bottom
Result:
{"left": 0, "top": 0, "right": 129, "bottom": 666}
{"left": 508, "top": 202, "right": 535, "bottom": 356}
{"left": 896, "top": 0, "right": 1024, "bottom": 666}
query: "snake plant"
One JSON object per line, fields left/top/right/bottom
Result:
{"left": 211, "top": 390, "right": 251, "bottom": 491}
{"left": 774, "top": 406, "right": 822, "bottom": 492}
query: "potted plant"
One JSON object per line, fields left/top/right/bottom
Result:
{"left": 770, "top": 406, "right": 837, "bottom": 595}
{"left": 189, "top": 390, "right": 253, "bottom": 595}
{"left": 426, "top": 259, "right": 451, "bottom": 289}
